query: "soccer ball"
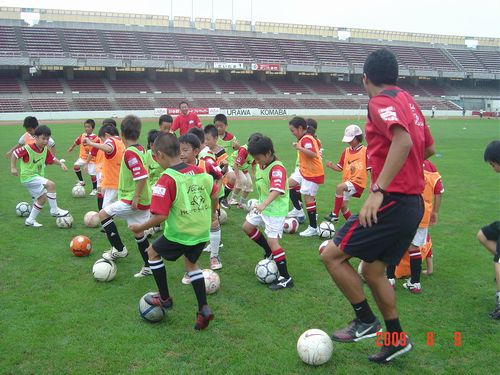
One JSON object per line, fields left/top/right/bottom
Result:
{"left": 246, "top": 198, "right": 258, "bottom": 212}
{"left": 202, "top": 269, "right": 220, "bottom": 294}
{"left": 16, "top": 202, "right": 31, "bottom": 217}
{"left": 84, "top": 211, "right": 100, "bottom": 228}
{"left": 255, "top": 259, "right": 279, "bottom": 284}
{"left": 283, "top": 217, "right": 299, "bottom": 234}
{"left": 70, "top": 235, "right": 92, "bottom": 257}
{"left": 92, "top": 258, "right": 117, "bottom": 281}
{"left": 318, "top": 240, "right": 330, "bottom": 256}
{"left": 218, "top": 209, "right": 227, "bottom": 224}
{"left": 139, "top": 292, "right": 165, "bottom": 323}
{"left": 72, "top": 185, "right": 85, "bottom": 198}
{"left": 56, "top": 214, "right": 73, "bottom": 229}
{"left": 318, "top": 221, "right": 335, "bottom": 239}
{"left": 297, "top": 329, "right": 334, "bottom": 366}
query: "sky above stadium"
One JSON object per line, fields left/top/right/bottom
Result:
{"left": 4, "top": 0, "right": 500, "bottom": 38}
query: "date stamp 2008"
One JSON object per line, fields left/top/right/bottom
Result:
{"left": 375, "top": 332, "right": 462, "bottom": 347}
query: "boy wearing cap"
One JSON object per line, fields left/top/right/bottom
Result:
{"left": 325, "top": 125, "right": 370, "bottom": 223}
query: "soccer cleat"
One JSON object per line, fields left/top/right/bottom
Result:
{"left": 134, "top": 266, "right": 152, "bottom": 278}
{"left": 388, "top": 278, "right": 396, "bottom": 289}
{"left": 331, "top": 318, "right": 382, "bottom": 343}
{"left": 194, "top": 305, "right": 214, "bottom": 330}
{"left": 369, "top": 335, "right": 413, "bottom": 363}
{"left": 102, "top": 247, "right": 128, "bottom": 261}
{"left": 299, "top": 226, "right": 319, "bottom": 237}
{"left": 227, "top": 198, "right": 238, "bottom": 205}
{"left": 403, "top": 279, "right": 422, "bottom": 294}
{"left": 144, "top": 227, "right": 155, "bottom": 238}
{"left": 50, "top": 208, "right": 69, "bottom": 217}
{"left": 144, "top": 293, "right": 173, "bottom": 310}
{"left": 268, "top": 276, "right": 294, "bottom": 290}
{"left": 181, "top": 272, "right": 192, "bottom": 285}
{"left": 89, "top": 189, "right": 98, "bottom": 196}
{"left": 287, "top": 208, "right": 304, "bottom": 218}
{"left": 489, "top": 305, "right": 500, "bottom": 319}
{"left": 324, "top": 212, "right": 339, "bottom": 223}
{"left": 76, "top": 181, "right": 85, "bottom": 186}
{"left": 210, "top": 256, "right": 222, "bottom": 270}
{"left": 25, "top": 219, "right": 43, "bottom": 227}
{"left": 220, "top": 198, "right": 230, "bottom": 209}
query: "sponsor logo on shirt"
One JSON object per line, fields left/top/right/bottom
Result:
{"left": 378, "top": 106, "right": 399, "bottom": 122}
{"left": 304, "top": 142, "right": 313, "bottom": 150}
{"left": 272, "top": 169, "right": 283, "bottom": 178}
{"left": 33, "top": 157, "right": 43, "bottom": 164}
{"left": 152, "top": 185, "right": 166, "bottom": 197}
{"left": 128, "top": 157, "right": 139, "bottom": 166}
{"left": 409, "top": 103, "right": 424, "bottom": 127}
{"left": 132, "top": 167, "right": 141, "bottom": 172}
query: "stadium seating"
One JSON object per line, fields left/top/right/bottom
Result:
{"left": 20, "top": 27, "right": 65, "bottom": 56}
{"left": 115, "top": 98, "right": 153, "bottom": 110}
{"left": 473, "top": 50, "right": 500, "bottom": 73}
{"left": 108, "top": 76, "right": 151, "bottom": 93}
{"left": 62, "top": 29, "right": 106, "bottom": 57}
{"left": 175, "top": 34, "right": 219, "bottom": 61}
{"left": 0, "top": 98, "right": 24, "bottom": 112}
{"left": 102, "top": 30, "right": 145, "bottom": 58}
{"left": 243, "top": 37, "right": 286, "bottom": 63}
{"left": 212, "top": 78, "right": 252, "bottom": 94}
{"left": 447, "top": 49, "right": 486, "bottom": 72}
{"left": 139, "top": 32, "right": 183, "bottom": 60}
{"left": 0, "top": 26, "right": 21, "bottom": 55}
{"left": 26, "top": 77, "right": 63, "bottom": 93}
{"left": 211, "top": 35, "right": 253, "bottom": 62}
{"left": 73, "top": 98, "right": 114, "bottom": 111}
{"left": 304, "top": 41, "right": 347, "bottom": 66}
{"left": 66, "top": 78, "right": 108, "bottom": 93}
{"left": 28, "top": 98, "right": 69, "bottom": 111}
{"left": 0, "top": 77, "right": 21, "bottom": 93}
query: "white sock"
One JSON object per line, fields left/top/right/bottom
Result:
{"left": 210, "top": 226, "right": 221, "bottom": 258}
{"left": 27, "top": 202, "right": 43, "bottom": 222}
{"left": 46, "top": 192, "right": 58, "bottom": 212}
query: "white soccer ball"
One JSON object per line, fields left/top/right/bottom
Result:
{"left": 318, "top": 221, "right": 335, "bottom": 239}
{"left": 255, "top": 259, "right": 279, "bottom": 284}
{"left": 84, "top": 211, "right": 100, "bottom": 228}
{"left": 72, "top": 185, "right": 86, "bottom": 198}
{"left": 283, "top": 217, "right": 299, "bottom": 234}
{"left": 246, "top": 198, "right": 259, "bottom": 212}
{"left": 318, "top": 240, "right": 330, "bottom": 256}
{"left": 16, "top": 201, "right": 31, "bottom": 217}
{"left": 202, "top": 269, "right": 220, "bottom": 294}
{"left": 139, "top": 292, "right": 165, "bottom": 323}
{"left": 218, "top": 208, "right": 227, "bottom": 224}
{"left": 56, "top": 214, "right": 73, "bottom": 229}
{"left": 92, "top": 258, "right": 117, "bottom": 282}
{"left": 297, "top": 329, "right": 334, "bottom": 366}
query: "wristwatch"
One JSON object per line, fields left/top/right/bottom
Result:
{"left": 370, "top": 183, "right": 386, "bottom": 194}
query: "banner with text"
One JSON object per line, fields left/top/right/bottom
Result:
{"left": 221, "top": 108, "right": 289, "bottom": 117}
{"left": 251, "top": 63, "right": 281, "bottom": 71}
{"left": 214, "top": 62, "right": 245, "bottom": 70}
{"left": 161, "top": 107, "right": 221, "bottom": 116}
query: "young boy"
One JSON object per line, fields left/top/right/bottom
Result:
{"left": 67, "top": 119, "right": 99, "bottom": 194}
{"left": 144, "top": 130, "right": 164, "bottom": 236}
{"left": 205, "top": 125, "right": 230, "bottom": 208}
{"left": 5, "top": 116, "right": 56, "bottom": 158}
{"left": 214, "top": 113, "right": 238, "bottom": 159}
{"left": 179, "top": 133, "right": 224, "bottom": 270}
{"left": 477, "top": 140, "right": 500, "bottom": 319}
{"left": 226, "top": 137, "right": 255, "bottom": 209}
{"left": 128, "top": 133, "right": 217, "bottom": 330}
{"left": 10, "top": 125, "right": 69, "bottom": 227}
{"left": 242, "top": 134, "right": 293, "bottom": 290}
{"left": 325, "top": 125, "right": 370, "bottom": 223}
{"left": 387, "top": 159, "right": 444, "bottom": 293}
{"left": 159, "top": 114, "right": 173, "bottom": 133}
{"left": 97, "top": 115, "right": 152, "bottom": 278}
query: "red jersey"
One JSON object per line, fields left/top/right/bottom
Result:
{"left": 366, "top": 87, "right": 434, "bottom": 194}
{"left": 14, "top": 143, "right": 54, "bottom": 164}
{"left": 150, "top": 163, "right": 218, "bottom": 216}
{"left": 123, "top": 146, "right": 148, "bottom": 181}
{"left": 260, "top": 164, "right": 287, "bottom": 194}
{"left": 171, "top": 112, "right": 202, "bottom": 135}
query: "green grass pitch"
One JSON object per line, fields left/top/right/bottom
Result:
{"left": 0, "top": 117, "right": 498, "bottom": 374}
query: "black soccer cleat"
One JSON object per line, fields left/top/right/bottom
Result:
{"left": 331, "top": 318, "right": 382, "bottom": 343}
{"left": 268, "top": 276, "right": 294, "bottom": 290}
{"left": 368, "top": 335, "right": 413, "bottom": 363}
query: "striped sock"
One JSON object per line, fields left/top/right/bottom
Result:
{"left": 210, "top": 225, "right": 221, "bottom": 258}
{"left": 306, "top": 200, "right": 317, "bottom": 228}
{"left": 272, "top": 247, "right": 289, "bottom": 278}
{"left": 46, "top": 192, "right": 58, "bottom": 212}
{"left": 148, "top": 259, "right": 169, "bottom": 300}
{"left": 101, "top": 217, "right": 124, "bottom": 251}
{"left": 27, "top": 202, "right": 43, "bottom": 222}
{"left": 409, "top": 249, "right": 422, "bottom": 283}
{"left": 188, "top": 269, "right": 207, "bottom": 309}
{"left": 247, "top": 227, "right": 272, "bottom": 258}
{"left": 135, "top": 235, "right": 150, "bottom": 267}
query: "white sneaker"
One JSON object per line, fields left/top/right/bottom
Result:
{"left": 90, "top": 189, "right": 98, "bottom": 196}
{"left": 403, "top": 279, "right": 422, "bottom": 294}
{"left": 134, "top": 266, "right": 152, "bottom": 278}
{"left": 287, "top": 208, "right": 304, "bottom": 218}
{"left": 181, "top": 272, "right": 192, "bottom": 285}
{"left": 228, "top": 198, "right": 238, "bottom": 205}
{"left": 50, "top": 208, "right": 69, "bottom": 217}
{"left": 102, "top": 246, "right": 128, "bottom": 261}
{"left": 25, "top": 219, "right": 43, "bottom": 227}
{"left": 210, "top": 256, "right": 222, "bottom": 270}
{"left": 299, "top": 226, "right": 318, "bottom": 237}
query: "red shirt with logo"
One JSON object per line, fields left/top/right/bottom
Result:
{"left": 171, "top": 112, "right": 202, "bottom": 135}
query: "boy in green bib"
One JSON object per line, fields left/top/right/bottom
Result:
{"left": 129, "top": 133, "right": 218, "bottom": 330}
{"left": 143, "top": 129, "right": 164, "bottom": 236}
{"left": 242, "top": 135, "right": 294, "bottom": 290}
{"left": 10, "top": 125, "right": 69, "bottom": 227}
{"left": 99, "top": 115, "right": 152, "bottom": 278}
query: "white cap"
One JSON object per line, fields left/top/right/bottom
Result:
{"left": 342, "top": 125, "right": 363, "bottom": 143}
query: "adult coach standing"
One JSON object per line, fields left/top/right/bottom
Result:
{"left": 171, "top": 101, "right": 202, "bottom": 136}
{"left": 321, "top": 49, "right": 435, "bottom": 363}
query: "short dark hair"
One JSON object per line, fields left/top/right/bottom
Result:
{"left": 147, "top": 130, "right": 161, "bottom": 149}
{"left": 102, "top": 118, "right": 117, "bottom": 127}
{"left": 204, "top": 124, "right": 218, "bottom": 138}
{"left": 98, "top": 124, "right": 119, "bottom": 137}
{"left": 120, "top": 115, "right": 142, "bottom": 141}
{"left": 213, "top": 114, "right": 228, "bottom": 125}
{"left": 34, "top": 125, "right": 51, "bottom": 137}
{"left": 363, "top": 48, "right": 398, "bottom": 86}
{"left": 154, "top": 133, "right": 179, "bottom": 157}
{"left": 248, "top": 135, "right": 274, "bottom": 157}
{"left": 248, "top": 132, "right": 263, "bottom": 143}
{"left": 355, "top": 134, "right": 364, "bottom": 143}
{"left": 179, "top": 133, "right": 201, "bottom": 150}
{"left": 23, "top": 116, "right": 39, "bottom": 130}
{"left": 85, "top": 119, "right": 96, "bottom": 129}
{"left": 188, "top": 127, "right": 205, "bottom": 144}
{"left": 159, "top": 114, "right": 173, "bottom": 124}
{"left": 289, "top": 116, "right": 307, "bottom": 129}
{"left": 484, "top": 140, "right": 500, "bottom": 164}
{"left": 179, "top": 101, "right": 189, "bottom": 108}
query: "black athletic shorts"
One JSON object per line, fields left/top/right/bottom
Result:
{"left": 333, "top": 193, "right": 424, "bottom": 265}
{"left": 152, "top": 235, "right": 206, "bottom": 263}
{"left": 481, "top": 221, "right": 500, "bottom": 260}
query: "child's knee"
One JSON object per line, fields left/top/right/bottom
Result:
{"left": 45, "top": 180, "right": 55, "bottom": 190}
{"left": 477, "top": 230, "right": 486, "bottom": 244}
{"left": 147, "top": 246, "right": 160, "bottom": 260}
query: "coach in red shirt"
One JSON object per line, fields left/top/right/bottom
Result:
{"left": 171, "top": 101, "right": 202, "bottom": 136}
{"left": 321, "top": 49, "right": 435, "bottom": 363}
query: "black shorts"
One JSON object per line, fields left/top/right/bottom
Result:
{"left": 481, "top": 221, "right": 500, "bottom": 260}
{"left": 152, "top": 235, "right": 206, "bottom": 263}
{"left": 333, "top": 194, "right": 424, "bottom": 265}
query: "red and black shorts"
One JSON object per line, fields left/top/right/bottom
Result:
{"left": 152, "top": 235, "right": 206, "bottom": 263}
{"left": 481, "top": 221, "right": 500, "bottom": 261}
{"left": 333, "top": 193, "right": 424, "bottom": 265}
